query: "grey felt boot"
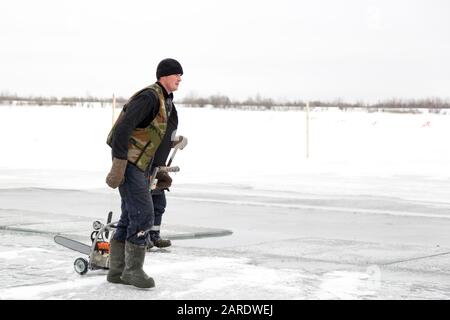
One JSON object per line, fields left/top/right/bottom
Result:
{"left": 107, "top": 239, "right": 126, "bottom": 284}
{"left": 120, "top": 241, "right": 155, "bottom": 288}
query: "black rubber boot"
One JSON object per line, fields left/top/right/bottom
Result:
{"left": 107, "top": 239, "right": 126, "bottom": 284}
{"left": 154, "top": 238, "right": 172, "bottom": 248}
{"left": 121, "top": 241, "right": 155, "bottom": 288}
{"left": 150, "top": 230, "right": 172, "bottom": 248}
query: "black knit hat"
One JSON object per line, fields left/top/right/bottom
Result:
{"left": 156, "top": 58, "right": 183, "bottom": 79}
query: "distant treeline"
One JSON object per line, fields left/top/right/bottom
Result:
{"left": 180, "top": 94, "right": 450, "bottom": 112}
{"left": 0, "top": 94, "right": 125, "bottom": 106}
{"left": 1, "top": 93, "right": 449, "bottom": 112}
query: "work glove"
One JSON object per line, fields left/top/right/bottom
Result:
{"left": 106, "top": 158, "right": 128, "bottom": 189}
{"left": 172, "top": 135, "right": 188, "bottom": 150}
{"left": 156, "top": 170, "right": 172, "bottom": 189}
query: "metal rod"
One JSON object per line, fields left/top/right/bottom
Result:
{"left": 306, "top": 101, "right": 310, "bottom": 159}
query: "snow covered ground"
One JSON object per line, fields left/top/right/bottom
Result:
{"left": 1, "top": 104, "right": 450, "bottom": 300}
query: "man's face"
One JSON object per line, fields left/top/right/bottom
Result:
{"left": 160, "top": 74, "right": 182, "bottom": 93}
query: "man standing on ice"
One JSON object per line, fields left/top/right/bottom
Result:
{"left": 105, "top": 58, "right": 185, "bottom": 288}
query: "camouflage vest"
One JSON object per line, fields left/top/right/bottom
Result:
{"left": 107, "top": 83, "right": 168, "bottom": 171}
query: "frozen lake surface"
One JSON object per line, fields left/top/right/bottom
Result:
{"left": 1, "top": 105, "right": 450, "bottom": 299}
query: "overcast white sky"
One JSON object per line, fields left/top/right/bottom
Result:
{"left": 1, "top": 0, "right": 449, "bottom": 103}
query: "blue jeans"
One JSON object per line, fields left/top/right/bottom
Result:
{"left": 113, "top": 164, "right": 154, "bottom": 246}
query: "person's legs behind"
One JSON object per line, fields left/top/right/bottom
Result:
{"left": 148, "top": 190, "right": 171, "bottom": 249}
